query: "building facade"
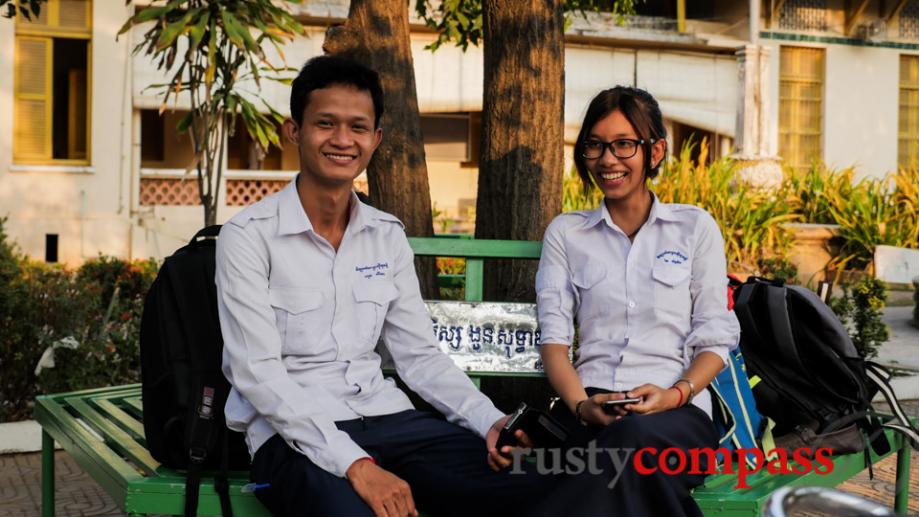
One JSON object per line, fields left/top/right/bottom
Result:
{"left": 1, "top": 0, "right": 916, "bottom": 264}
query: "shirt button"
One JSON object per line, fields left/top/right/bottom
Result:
{"left": 628, "top": 300, "right": 636, "bottom": 309}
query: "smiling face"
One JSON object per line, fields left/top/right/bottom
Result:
{"left": 584, "top": 109, "right": 664, "bottom": 204}
{"left": 284, "top": 83, "right": 382, "bottom": 189}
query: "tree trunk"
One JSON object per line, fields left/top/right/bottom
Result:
{"left": 323, "top": 0, "right": 438, "bottom": 298}
{"left": 476, "top": 0, "right": 565, "bottom": 302}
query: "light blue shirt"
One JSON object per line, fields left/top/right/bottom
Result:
{"left": 535, "top": 195, "right": 741, "bottom": 418}
{"left": 216, "top": 179, "right": 503, "bottom": 478}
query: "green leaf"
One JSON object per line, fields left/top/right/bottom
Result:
{"left": 176, "top": 111, "right": 194, "bottom": 133}
{"left": 205, "top": 15, "right": 217, "bottom": 86}
{"left": 189, "top": 11, "right": 208, "bottom": 50}
{"left": 156, "top": 8, "right": 199, "bottom": 51}
{"left": 134, "top": 5, "right": 170, "bottom": 23}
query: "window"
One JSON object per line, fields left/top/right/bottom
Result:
{"left": 900, "top": 1, "right": 919, "bottom": 40}
{"left": 140, "top": 109, "right": 197, "bottom": 170}
{"left": 779, "top": 0, "right": 828, "bottom": 32}
{"left": 421, "top": 114, "right": 473, "bottom": 162}
{"left": 226, "top": 118, "right": 298, "bottom": 171}
{"left": 14, "top": 0, "right": 92, "bottom": 164}
{"left": 779, "top": 46, "right": 824, "bottom": 170}
{"left": 899, "top": 55, "right": 919, "bottom": 168}
{"left": 45, "top": 234, "right": 58, "bottom": 263}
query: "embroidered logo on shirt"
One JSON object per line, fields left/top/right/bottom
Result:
{"left": 356, "top": 262, "right": 389, "bottom": 279}
{"left": 656, "top": 250, "right": 688, "bottom": 265}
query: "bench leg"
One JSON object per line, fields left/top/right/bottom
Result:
{"left": 894, "top": 434, "right": 912, "bottom": 516}
{"left": 42, "top": 430, "right": 55, "bottom": 517}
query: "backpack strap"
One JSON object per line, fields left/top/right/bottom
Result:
{"left": 865, "top": 362, "right": 919, "bottom": 450}
{"left": 184, "top": 455, "right": 204, "bottom": 517}
{"left": 191, "top": 224, "right": 222, "bottom": 243}
{"left": 764, "top": 284, "right": 810, "bottom": 378}
{"left": 215, "top": 430, "right": 234, "bottom": 517}
{"left": 185, "top": 385, "right": 217, "bottom": 517}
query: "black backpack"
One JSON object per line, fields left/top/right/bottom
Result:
{"left": 141, "top": 225, "right": 250, "bottom": 517}
{"left": 732, "top": 277, "right": 918, "bottom": 458}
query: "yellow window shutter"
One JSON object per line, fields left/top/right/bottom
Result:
{"left": 898, "top": 55, "right": 919, "bottom": 169}
{"left": 58, "top": 0, "right": 90, "bottom": 30}
{"left": 779, "top": 46, "right": 824, "bottom": 170}
{"left": 14, "top": 36, "right": 52, "bottom": 162}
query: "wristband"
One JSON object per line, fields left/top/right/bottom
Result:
{"left": 670, "top": 385, "right": 686, "bottom": 407}
{"left": 676, "top": 378, "right": 696, "bottom": 402}
{"left": 574, "top": 399, "right": 588, "bottom": 426}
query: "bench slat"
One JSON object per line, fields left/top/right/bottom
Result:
{"left": 92, "top": 398, "right": 146, "bottom": 441}
{"left": 67, "top": 398, "right": 160, "bottom": 475}
{"left": 407, "top": 237, "right": 542, "bottom": 259}
{"left": 122, "top": 395, "right": 143, "bottom": 415}
{"left": 34, "top": 396, "right": 142, "bottom": 507}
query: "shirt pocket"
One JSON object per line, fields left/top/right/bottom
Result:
{"left": 651, "top": 262, "right": 692, "bottom": 318}
{"left": 353, "top": 280, "right": 399, "bottom": 346}
{"left": 570, "top": 264, "right": 608, "bottom": 319}
{"left": 268, "top": 286, "right": 324, "bottom": 354}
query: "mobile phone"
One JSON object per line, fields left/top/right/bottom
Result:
{"left": 602, "top": 397, "right": 642, "bottom": 414}
{"left": 495, "top": 403, "right": 528, "bottom": 451}
{"left": 496, "top": 403, "right": 568, "bottom": 452}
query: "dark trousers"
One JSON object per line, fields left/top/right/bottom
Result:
{"left": 250, "top": 409, "right": 552, "bottom": 517}
{"left": 536, "top": 388, "right": 720, "bottom": 517}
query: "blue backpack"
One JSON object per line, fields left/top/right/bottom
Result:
{"left": 708, "top": 349, "right": 769, "bottom": 469}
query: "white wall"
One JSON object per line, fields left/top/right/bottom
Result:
{"left": 824, "top": 45, "right": 899, "bottom": 176}
{"left": 0, "top": 3, "right": 135, "bottom": 264}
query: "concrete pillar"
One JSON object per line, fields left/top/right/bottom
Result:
{"left": 733, "top": 44, "right": 783, "bottom": 189}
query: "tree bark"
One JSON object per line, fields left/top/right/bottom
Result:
{"left": 477, "top": 0, "right": 565, "bottom": 302}
{"left": 323, "top": 0, "right": 438, "bottom": 298}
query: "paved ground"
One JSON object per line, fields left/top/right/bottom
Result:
{"left": 0, "top": 451, "right": 122, "bottom": 517}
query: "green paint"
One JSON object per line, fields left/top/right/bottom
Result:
{"left": 761, "top": 30, "right": 919, "bottom": 50}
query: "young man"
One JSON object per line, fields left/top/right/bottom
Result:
{"left": 215, "top": 56, "right": 544, "bottom": 517}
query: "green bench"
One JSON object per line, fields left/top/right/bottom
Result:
{"left": 34, "top": 237, "right": 913, "bottom": 516}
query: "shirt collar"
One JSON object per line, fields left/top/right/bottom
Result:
{"left": 278, "top": 177, "right": 312, "bottom": 236}
{"left": 584, "top": 191, "right": 679, "bottom": 230}
{"left": 647, "top": 192, "right": 680, "bottom": 225}
{"left": 277, "top": 175, "right": 377, "bottom": 236}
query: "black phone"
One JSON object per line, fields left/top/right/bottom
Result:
{"left": 601, "top": 397, "right": 642, "bottom": 414}
{"left": 496, "top": 403, "right": 568, "bottom": 452}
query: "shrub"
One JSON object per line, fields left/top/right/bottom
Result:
{"left": 653, "top": 140, "right": 798, "bottom": 278}
{"left": 784, "top": 163, "right": 855, "bottom": 225}
{"left": 829, "top": 276, "right": 889, "bottom": 359}
{"left": 784, "top": 164, "right": 919, "bottom": 271}
{"left": 562, "top": 166, "right": 603, "bottom": 213}
{"left": 0, "top": 220, "right": 157, "bottom": 422}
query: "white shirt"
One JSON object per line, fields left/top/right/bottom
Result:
{"left": 215, "top": 179, "right": 503, "bottom": 478}
{"left": 535, "top": 195, "right": 741, "bottom": 418}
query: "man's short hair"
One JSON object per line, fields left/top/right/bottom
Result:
{"left": 289, "top": 55, "right": 384, "bottom": 128}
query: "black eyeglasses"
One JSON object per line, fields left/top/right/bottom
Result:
{"left": 580, "top": 138, "right": 655, "bottom": 160}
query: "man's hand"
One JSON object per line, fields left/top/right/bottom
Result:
{"left": 485, "top": 415, "right": 534, "bottom": 472}
{"left": 346, "top": 458, "right": 418, "bottom": 517}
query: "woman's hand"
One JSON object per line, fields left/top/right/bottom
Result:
{"left": 625, "top": 384, "right": 682, "bottom": 415}
{"left": 577, "top": 392, "right": 637, "bottom": 426}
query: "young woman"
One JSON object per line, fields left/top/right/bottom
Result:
{"left": 535, "top": 87, "right": 740, "bottom": 516}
